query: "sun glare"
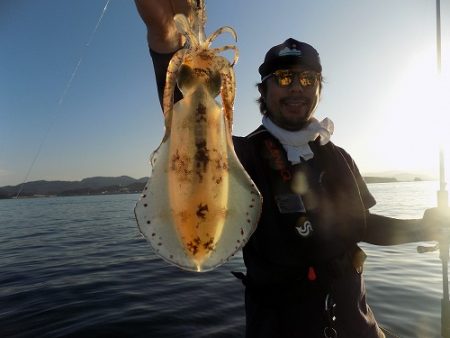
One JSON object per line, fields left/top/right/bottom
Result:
{"left": 377, "top": 47, "right": 450, "bottom": 178}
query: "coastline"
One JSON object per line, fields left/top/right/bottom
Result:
{"left": 0, "top": 176, "right": 430, "bottom": 200}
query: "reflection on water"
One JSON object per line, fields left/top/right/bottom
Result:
{"left": 0, "top": 181, "right": 445, "bottom": 337}
{"left": 365, "top": 181, "right": 442, "bottom": 338}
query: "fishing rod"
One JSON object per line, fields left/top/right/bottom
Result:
{"left": 416, "top": 1, "right": 450, "bottom": 337}
{"left": 438, "top": 147, "right": 450, "bottom": 338}
{"left": 15, "top": 0, "right": 111, "bottom": 199}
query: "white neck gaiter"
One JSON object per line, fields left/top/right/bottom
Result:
{"left": 262, "top": 116, "right": 334, "bottom": 164}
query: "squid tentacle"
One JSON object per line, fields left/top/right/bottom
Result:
{"left": 174, "top": 14, "right": 199, "bottom": 48}
{"left": 189, "top": 0, "right": 207, "bottom": 42}
{"left": 163, "top": 48, "right": 186, "bottom": 121}
{"left": 219, "top": 61, "right": 236, "bottom": 133}
{"left": 163, "top": 48, "right": 185, "bottom": 115}
{"left": 210, "top": 45, "right": 239, "bottom": 66}
{"left": 205, "top": 26, "right": 237, "bottom": 47}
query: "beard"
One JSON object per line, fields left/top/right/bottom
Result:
{"left": 266, "top": 99, "right": 316, "bottom": 131}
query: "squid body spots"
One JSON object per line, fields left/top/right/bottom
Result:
{"left": 194, "top": 139, "right": 209, "bottom": 180}
{"left": 196, "top": 203, "right": 209, "bottom": 219}
{"left": 170, "top": 150, "right": 193, "bottom": 182}
{"left": 196, "top": 103, "right": 207, "bottom": 123}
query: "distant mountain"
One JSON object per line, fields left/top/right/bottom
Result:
{"left": 0, "top": 171, "right": 435, "bottom": 199}
{"left": 78, "top": 176, "right": 144, "bottom": 189}
{"left": 363, "top": 170, "right": 435, "bottom": 182}
{"left": 0, "top": 176, "right": 148, "bottom": 199}
{"left": 363, "top": 176, "right": 398, "bottom": 184}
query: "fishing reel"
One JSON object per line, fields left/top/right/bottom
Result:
{"left": 417, "top": 242, "right": 440, "bottom": 254}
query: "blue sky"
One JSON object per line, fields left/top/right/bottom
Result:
{"left": 1, "top": 0, "right": 449, "bottom": 187}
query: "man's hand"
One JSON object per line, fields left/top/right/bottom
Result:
{"left": 135, "top": 0, "right": 191, "bottom": 53}
{"left": 422, "top": 207, "right": 450, "bottom": 241}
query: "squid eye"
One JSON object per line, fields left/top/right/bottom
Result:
{"left": 207, "top": 70, "right": 221, "bottom": 97}
{"left": 177, "top": 64, "right": 194, "bottom": 91}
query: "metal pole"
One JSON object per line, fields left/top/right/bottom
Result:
{"left": 435, "top": 2, "right": 450, "bottom": 336}
{"left": 436, "top": 0, "right": 442, "bottom": 74}
{"left": 417, "top": 2, "right": 449, "bottom": 336}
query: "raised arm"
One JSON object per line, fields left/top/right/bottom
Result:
{"left": 363, "top": 213, "right": 424, "bottom": 245}
{"left": 134, "top": 0, "right": 190, "bottom": 108}
{"left": 134, "top": 0, "right": 191, "bottom": 53}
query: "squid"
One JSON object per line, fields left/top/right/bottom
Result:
{"left": 135, "top": 0, "right": 262, "bottom": 272}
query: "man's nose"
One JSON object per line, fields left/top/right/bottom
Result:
{"left": 289, "top": 78, "right": 304, "bottom": 92}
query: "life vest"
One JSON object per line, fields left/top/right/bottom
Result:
{"left": 233, "top": 126, "right": 374, "bottom": 287}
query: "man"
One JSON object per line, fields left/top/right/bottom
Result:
{"left": 134, "top": 1, "right": 448, "bottom": 337}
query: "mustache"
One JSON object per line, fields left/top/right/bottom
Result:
{"left": 280, "top": 96, "right": 310, "bottom": 105}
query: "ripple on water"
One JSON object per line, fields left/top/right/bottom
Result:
{"left": 0, "top": 184, "right": 446, "bottom": 337}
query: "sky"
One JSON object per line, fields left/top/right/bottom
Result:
{"left": 1, "top": 0, "right": 450, "bottom": 187}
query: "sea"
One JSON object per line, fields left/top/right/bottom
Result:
{"left": 0, "top": 181, "right": 446, "bottom": 338}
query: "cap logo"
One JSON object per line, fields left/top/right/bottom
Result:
{"left": 278, "top": 46, "right": 302, "bottom": 57}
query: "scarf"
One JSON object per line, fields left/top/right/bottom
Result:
{"left": 262, "top": 116, "right": 334, "bottom": 164}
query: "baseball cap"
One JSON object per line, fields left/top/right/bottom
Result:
{"left": 258, "top": 38, "right": 322, "bottom": 79}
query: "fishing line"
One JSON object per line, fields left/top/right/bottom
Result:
{"left": 15, "top": 0, "right": 111, "bottom": 199}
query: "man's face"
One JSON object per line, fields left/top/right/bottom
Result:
{"left": 261, "top": 65, "right": 321, "bottom": 131}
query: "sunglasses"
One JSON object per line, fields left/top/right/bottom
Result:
{"left": 262, "top": 70, "right": 320, "bottom": 88}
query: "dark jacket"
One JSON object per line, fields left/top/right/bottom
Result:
{"left": 233, "top": 127, "right": 383, "bottom": 337}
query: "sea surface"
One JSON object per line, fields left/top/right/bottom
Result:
{"left": 0, "top": 181, "right": 447, "bottom": 338}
